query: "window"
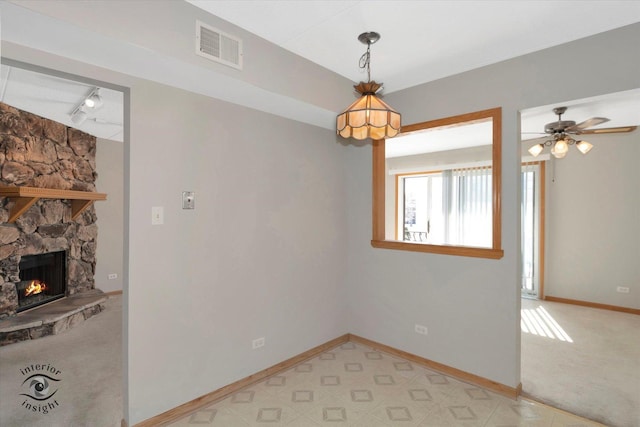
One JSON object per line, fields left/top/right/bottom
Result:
{"left": 398, "top": 166, "right": 492, "bottom": 247}
{"left": 372, "top": 108, "right": 503, "bottom": 259}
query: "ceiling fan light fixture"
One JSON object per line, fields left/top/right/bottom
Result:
{"left": 550, "top": 140, "right": 569, "bottom": 158}
{"left": 528, "top": 106, "right": 613, "bottom": 159}
{"left": 528, "top": 143, "right": 544, "bottom": 157}
{"left": 550, "top": 146, "right": 567, "bottom": 159}
{"left": 576, "top": 140, "right": 593, "bottom": 154}
{"left": 553, "top": 138, "right": 569, "bottom": 155}
{"left": 336, "top": 32, "right": 401, "bottom": 140}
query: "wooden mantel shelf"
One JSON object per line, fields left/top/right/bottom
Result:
{"left": 0, "top": 186, "right": 107, "bottom": 223}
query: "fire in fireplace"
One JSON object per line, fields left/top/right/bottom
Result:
{"left": 24, "top": 280, "right": 47, "bottom": 296}
{"left": 17, "top": 251, "right": 67, "bottom": 312}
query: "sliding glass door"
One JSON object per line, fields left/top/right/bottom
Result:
{"left": 398, "top": 166, "right": 492, "bottom": 248}
{"left": 521, "top": 162, "right": 544, "bottom": 298}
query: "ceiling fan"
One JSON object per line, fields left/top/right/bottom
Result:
{"left": 526, "top": 106, "right": 637, "bottom": 158}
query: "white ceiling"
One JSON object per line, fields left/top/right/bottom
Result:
{"left": 1, "top": 1, "right": 638, "bottom": 145}
{"left": 187, "top": 0, "right": 640, "bottom": 93}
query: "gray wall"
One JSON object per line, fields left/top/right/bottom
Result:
{"left": 95, "top": 138, "right": 124, "bottom": 293}
{"left": 545, "top": 131, "right": 639, "bottom": 308}
{"left": 345, "top": 24, "right": 640, "bottom": 390}
{"left": 125, "top": 80, "right": 348, "bottom": 422}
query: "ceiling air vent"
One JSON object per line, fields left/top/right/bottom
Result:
{"left": 196, "top": 20, "right": 243, "bottom": 70}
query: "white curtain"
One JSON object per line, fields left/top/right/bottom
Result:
{"left": 447, "top": 166, "right": 492, "bottom": 247}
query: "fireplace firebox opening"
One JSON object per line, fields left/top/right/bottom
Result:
{"left": 16, "top": 251, "right": 67, "bottom": 313}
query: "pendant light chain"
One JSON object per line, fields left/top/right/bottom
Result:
{"left": 359, "top": 42, "right": 371, "bottom": 83}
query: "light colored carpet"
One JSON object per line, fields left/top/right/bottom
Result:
{"left": 0, "top": 294, "right": 122, "bottom": 427}
{"left": 521, "top": 298, "right": 640, "bottom": 427}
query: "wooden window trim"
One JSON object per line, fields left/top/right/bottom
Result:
{"left": 372, "top": 107, "right": 504, "bottom": 259}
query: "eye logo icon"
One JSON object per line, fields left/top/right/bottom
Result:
{"left": 21, "top": 374, "right": 60, "bottom": 401}
{"left": 19, "top": 363, "right": 62, "bottom": 414}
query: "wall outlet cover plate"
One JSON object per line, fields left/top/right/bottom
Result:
{"left": 182, "top": 191, "right": 195, "bottom": 209}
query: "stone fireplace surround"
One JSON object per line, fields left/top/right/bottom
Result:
{"left": 0, "top": 102, "right": 106, "bottom": 345}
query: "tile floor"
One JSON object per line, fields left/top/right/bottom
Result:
{"left": 167, "top": 342, "right": 603, "bottom": 426}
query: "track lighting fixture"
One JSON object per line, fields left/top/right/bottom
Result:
{"left": 69, "top": 87, "right": 103, "bottom": 125}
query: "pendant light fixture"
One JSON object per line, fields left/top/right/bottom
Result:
{"left": 336, "top": 32, "right": 401, "bottom": 140}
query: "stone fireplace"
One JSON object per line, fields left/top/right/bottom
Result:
{"left": 0, "top": 102, "right": 106, "bottom": 345}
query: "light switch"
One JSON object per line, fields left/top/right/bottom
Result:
{"left": 151, "top": 206, "right": 164, "bottom": 225}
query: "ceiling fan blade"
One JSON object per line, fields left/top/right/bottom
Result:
{"left": 520, "top": 132, "right": 548, "bottom": 141}
{"left": 578, "top": 125, "right": 637, "bottom": 135}
{"left": 565, "top": 117, "right": 609, "bottom": 132}
{"left": 522, "top": 135, "right": 548, "bottom": 143}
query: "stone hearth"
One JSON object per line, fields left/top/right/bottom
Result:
{"left": 0, "top": 289, "right": 107, "bottom": 346}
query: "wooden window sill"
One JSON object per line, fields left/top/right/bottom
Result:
{"left": 371, "top": 239, "right": 504, "bottom": 259}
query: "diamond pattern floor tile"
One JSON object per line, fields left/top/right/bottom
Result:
{"left": 166, "top": 342, "right": 604, "bottom": 427}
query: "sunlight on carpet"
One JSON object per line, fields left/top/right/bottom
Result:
{"left": 521, "top": 306, "right": 573, "bottom": 342}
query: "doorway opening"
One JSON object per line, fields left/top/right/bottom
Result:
{"left": 1, "top": 57, "right": 129, "bottom": 423}
{"left": 519, "top": 90, "right": 640, "bottom": 426}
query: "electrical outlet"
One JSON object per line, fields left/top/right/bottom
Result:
{"left": 252, "top": 337, "right": 265, "bottom": 349}
{"left": 616, "top": 286, "right": 630, "bottom": 294}
{"left": 108, "top": 273, "right": 118, "bottom": 280}
{"left": 414, "top": 324, "right": 428, "bottom": 335}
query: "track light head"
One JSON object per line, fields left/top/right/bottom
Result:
{"left": 69, "top": 87, "right": 103, "bottom": 126}
{"left": 70, "top": 108, "right": 88, "bottom": 125}
{"left": 84, "top": 89, "right": 103, "bottom": 109}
